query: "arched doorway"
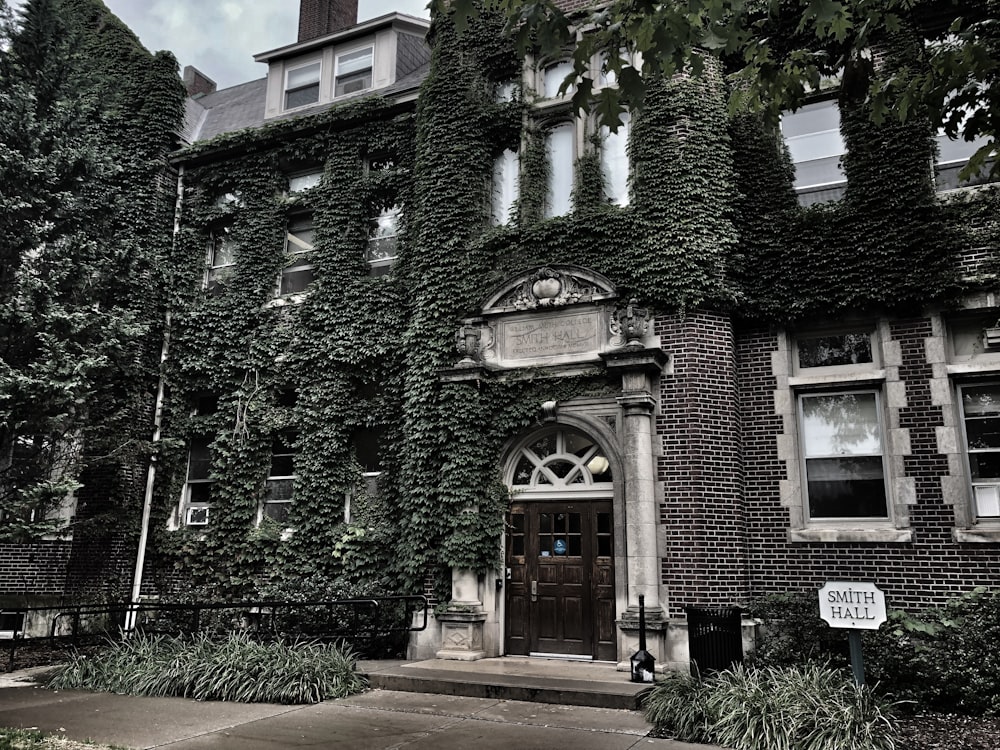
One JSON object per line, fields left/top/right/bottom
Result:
{"left": 504, "top": 426, "right": 616, "bottom": 661}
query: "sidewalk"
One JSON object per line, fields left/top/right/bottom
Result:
{"left": 0, "top": 668, "right": 721, "bottom": 750}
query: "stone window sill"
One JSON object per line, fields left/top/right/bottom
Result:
{"left": 953, "top": 527, "right": 1000, "bottom": 543}
{"left": 789, "top": 527, "right": 913, "bottom": 543}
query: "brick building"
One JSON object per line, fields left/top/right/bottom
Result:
{"left": 5, "top": 0, "right": 1000, "bottom": 669}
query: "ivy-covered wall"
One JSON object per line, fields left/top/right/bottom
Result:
{"left": 140, "top": 5, "right": 1000, "bottom": 607}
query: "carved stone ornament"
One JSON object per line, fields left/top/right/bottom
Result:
{"left": 482, "top": 265, "right": 617, "bottom": 314}
{"left": 610, "top": 298, "right": 651, "bottom": 348}
{"left": 456, "top": 320, "right": 483, "bottom": 365}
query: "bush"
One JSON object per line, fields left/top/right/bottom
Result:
{"left": 644, "top": 664, "right": 897, "bottom": 750}
{"left": 866, "top": 587, "right": 1000, "bottom": 716}
{"left": 747, "top": 592, "right": 850, "bottom": 669}
{"left": 47, "top": 631, "right": 366, "bottom": 704}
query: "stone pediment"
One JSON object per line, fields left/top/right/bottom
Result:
{"left": 446, "top": 266, "right": 657, "bottom": 379}
{"left": 481, "top": 265, "right": 618, "bottom": 314}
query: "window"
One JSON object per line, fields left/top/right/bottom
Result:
{"left": 284, "top": 61, "right": 321, "bottom": 110}
{"left": 207, "top": 230, "right": 235, "bottom": 295}
{"left": 542, "top": 60, "right": 574, "bottom": 99}
{"left": 600, "top": 112, "right": 630, "bottom": 206}
{"left": 335, "top": 47, "right": 373, "bottom": 97}
{"left": 597, "top": 49, "right": 631, "bottom": 89}
{"left": 495, "top": 79, "right": 517, "bottom": 103}
{"left": 279, "top": 215, "right": 315, "bottom": 295}
{"left": 184, "top": 436, "right": 214, "bottom": 526}
{"left": 367, "top": 205, "right": 401, "bottom": 274}
{"left": 544, "top": 123, "right": 574, "bottom": 218}
{"left": 263, "top": 432, "right": 295, "bottom": 525}
{"left": 799, "top": 391, "right": 888, "bottom": 519}
{"left": 492, "top": 149, "right": 519, "bottom": 225}
{"left": 959, "top": 384, "right": 1000, "bottom": 518}
{"left": 781, "top": 100, "right": 846, "bottom": 205}
{"left": 288, "top": 171, "right": 322, "bottom": 194}
{"left": 795, "top": 330, "right": 875, "bottom": 373}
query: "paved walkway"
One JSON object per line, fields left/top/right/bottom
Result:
{"left": 0, "top": 668, "right": 719, "bottom": 750}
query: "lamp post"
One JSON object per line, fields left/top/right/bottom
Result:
{"left": 630, "top": 594, "right": 655, "bottom": 683}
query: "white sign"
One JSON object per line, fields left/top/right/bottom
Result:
{"left": 818, "top": 581, "right": 887, "bottom": 630}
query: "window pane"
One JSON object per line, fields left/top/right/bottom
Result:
{"left": 263, "top": 501, "right": 291, "bottom": 524}
{"left": 513, "top": 455, "right": 534, "bottom": 485}
{"left": 797, "top": 332, "right": 872, "bottom": 368}
{"left": 781, "top": 100, "right": 846, "bottom": 190}
{"left": 970, "top": 453, "right": 1000, "bottom": 481}
{"left": 335, "top": 71, "right": 372, "bottom": 96}
{"left": 963, "top": 385, "right": 1000, "bottom": 416}
{"left": 188, "top": 438, "right": 212, "bottom": 481}
{"left": 265, "top": 478, "right": 294, "bottom": 503}
{"left": 806, "top": 457, "right": 887, "bottom": 517}
{"left": 543, "top": 60, "right": 574, "bottom": 97}
{"left": 289, "top": 172, "right": 322, "bottom": 193}
{"left": 188, "top": 483, "right": 212, "bottom": 504}
{"left": 492, "top": 149, "right": 519, "bottom": 226}
{"left": 338, "top": 48, "right": 372, "bottom": 75}
{"left": 280, "top": 267, "right": 314, "bottom": 295}
{"left": 544, "top": 123, "right": 574, "bottom": 218}
{"left": 966, "top": 417, "right": 1000, "bottom": 450}
{"left": 285, "top": 84, "right": 319, "bottom": 109}
{"left": 287, "top": 62, "right": 320, "bottom": 89}
{"left": 801, "top": 393, "right": 881, "bottom": 456}
{"left": 601, "top": 112, "right": 629, "bottom": 206}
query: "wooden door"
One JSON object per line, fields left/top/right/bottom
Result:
{"left": 505, "top": 501, "right": 615, "bottom": 660}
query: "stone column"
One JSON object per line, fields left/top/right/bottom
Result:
{"left": 603, "top": 348, "right": 668, "bottom": 614}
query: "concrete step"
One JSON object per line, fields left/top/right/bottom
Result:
{"left": 359, "top": 658, "right": 653, "bottom": 710}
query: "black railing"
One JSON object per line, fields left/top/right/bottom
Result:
{"left": 2, "top": 595, "right": 428, "bottom": 672}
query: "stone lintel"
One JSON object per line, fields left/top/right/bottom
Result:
{"left": 439, "top": 364, "right": 494, "bottom": 383}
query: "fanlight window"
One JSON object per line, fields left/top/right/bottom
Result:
{"left": 509, "top": 428, "right": 612, "bottom": 491}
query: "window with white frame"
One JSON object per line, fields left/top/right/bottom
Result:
{"left": 184, "top": 436, "right": 214, "bottom": 526}
{"left": 366, "top": 204, "right": 401, "bottom": 274}
{"left": 798, "top": 390, "right": 889, "bottom": 519}
{"left": 335, "top": 46, "right": 373, "bottom": 97}
{"left": 544, "top": 122, "right": 574, "bottom": 218}
{"left": 262, "top": 432, "right": 295, "bottom": 525}
{"left": 781, "top": 99, "right": 847, "bottom": 205}
{"left": 958, "top": 383, "right": 1000, "bottom": 518}
{"left": 492, "top": 149, "right": 519, "bottom": 225}
{"left": 600, "top": 112, "right": 630, "bottom": 206}
{"left": 279, "top": 215, "right": 315, "bottom": 295}
{"left": 206, "top": 229, "right": 235, "bottom": 295}
{"left": 284, "top": 61, "right": 321, "bottom": 110}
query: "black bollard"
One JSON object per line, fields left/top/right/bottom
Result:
{"left": 630, "top": 594, "right": 656, "bottom": 683}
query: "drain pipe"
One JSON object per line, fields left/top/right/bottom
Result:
{"left": 127, "top": 165, "right": 183, "bottom": 629}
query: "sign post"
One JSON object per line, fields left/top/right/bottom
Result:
{"left": 818, "top": 581, "right": 887, "bottom": 686}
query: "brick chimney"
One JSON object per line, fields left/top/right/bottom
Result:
{"left": 183, "top": 66, "right": 217, "bottom": 98}
{"left": 298, "top": 0, "right": 359, "bottom": 42}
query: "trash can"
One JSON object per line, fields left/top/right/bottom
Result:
{"left": 685, "top": 606, "right": 743, "bottom": 676}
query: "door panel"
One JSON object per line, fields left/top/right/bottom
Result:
{"left": 505, "top": 501, "right": 615, "bottom": 660}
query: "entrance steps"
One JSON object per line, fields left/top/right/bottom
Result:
{"left": 359, "top": 657, "right": 653, "bottom": 710}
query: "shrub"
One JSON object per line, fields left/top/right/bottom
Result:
{"left": 47, "top": 631, "right": 365, "bottom": 704}
{"left": 747, "top": 592, "right": 849, "bottom": 669}
{"left": 644, "top": 664, "right": 898, "bottom": 750}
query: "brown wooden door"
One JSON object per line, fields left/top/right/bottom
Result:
{"left": 505, "top": 501, "right": 615, "bottom": 661}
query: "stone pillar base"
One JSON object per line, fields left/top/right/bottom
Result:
{"left": 616, "top": 610, "right": 669, "bottom": 673}
{"left": 436, "top": 611, "right": 488, "bottom": 661}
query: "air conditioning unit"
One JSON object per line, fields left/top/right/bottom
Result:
{"left": 185, "top": 506, "right": 211, "bottom": 526}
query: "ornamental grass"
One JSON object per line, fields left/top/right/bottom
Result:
{"left": 644, "top": 663, "right": 898, "bottom": 750}
{"left": 47, "top": 631, "right": 365, "bottom": 704}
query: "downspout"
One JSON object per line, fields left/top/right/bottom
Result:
{"left": 127, "top": 164, "right": 184, "bottom": 628}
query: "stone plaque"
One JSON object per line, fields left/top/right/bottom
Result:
{"left": 498, "top": 309, "right": 603, "bottom": 365}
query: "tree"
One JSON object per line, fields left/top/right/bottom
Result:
{"left": 434, "top": 0, "right": 998, "bottom": 179}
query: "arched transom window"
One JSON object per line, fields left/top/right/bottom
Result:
{"left": 508, "top": 428, "right": 613, "bottom": 496}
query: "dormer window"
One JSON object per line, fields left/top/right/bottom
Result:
{"left": 284, "top": 61, "right": 321, "bottom": 109}
{"left": 335, "top": 46, "right": 373, "bottom": 97}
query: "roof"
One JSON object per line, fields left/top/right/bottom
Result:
{"left": 254, "top": 12, "right": 430, "bottom": 63}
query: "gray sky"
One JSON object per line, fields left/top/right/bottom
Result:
{"left": 10, "top": 1, "right": 430, "bottom": 90}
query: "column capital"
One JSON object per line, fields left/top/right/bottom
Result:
{"left": 601, "top": 347, "right": 670, "bottom": 376}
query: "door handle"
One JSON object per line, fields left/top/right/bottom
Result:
{"left": 530, "top": 580, "right": 537, "bottom": 602}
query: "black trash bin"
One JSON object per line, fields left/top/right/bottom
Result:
{"left": 685, "top": 606, "right": 743, "bottom": 676}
